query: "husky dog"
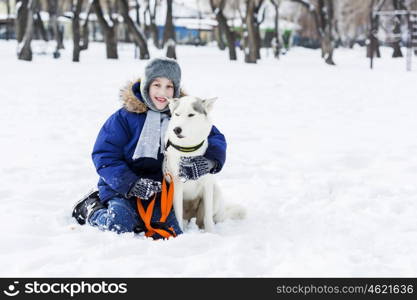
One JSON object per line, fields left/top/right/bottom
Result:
{"left": 163, "top": 96, "right": 244, "bottom": 232}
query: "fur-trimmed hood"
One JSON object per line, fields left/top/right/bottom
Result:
{"left": 119, "top": 79, "right": 186, "bottom": 114}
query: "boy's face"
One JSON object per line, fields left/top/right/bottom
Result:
{"left": 148, "top": 77, "right": 174, "bottom": 110}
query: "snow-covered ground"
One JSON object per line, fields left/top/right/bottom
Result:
{"left": 1, "top": 41, "right": 417, "bottom": 277}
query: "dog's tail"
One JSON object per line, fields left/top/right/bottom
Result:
{"left": 225, "top": 203, "right": 246, "bottom": 220}
{"left": 213, "top": 183, "right": 247, "bottom": 223}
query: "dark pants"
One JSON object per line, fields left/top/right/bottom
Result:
{"left": 89, "top": 195, "right": 182, "bottom": 239}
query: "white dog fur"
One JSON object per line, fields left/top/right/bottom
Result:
{"left": 163, "top": 96, "right": 245, "bottom": 232}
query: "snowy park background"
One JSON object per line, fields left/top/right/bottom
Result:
{"left": 1, "top": 39, "right": 417, "bottom": 277}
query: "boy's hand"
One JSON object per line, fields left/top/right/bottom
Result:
{"left": 128, "top": 178, "right": 162, "bottom": 200}
{"left": 179, "top": 156, "right": 216, "bottom": 181}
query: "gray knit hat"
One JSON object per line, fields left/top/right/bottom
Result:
{"left": 140, "top": 57, "right": 181, "bottom": 112}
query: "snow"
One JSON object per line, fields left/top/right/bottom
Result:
{"left": 1, "top": 40, "right": 417, "bottom": 277}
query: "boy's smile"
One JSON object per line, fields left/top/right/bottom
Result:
{"left": 153, "top": 96, "right": 168, "bottom": 105}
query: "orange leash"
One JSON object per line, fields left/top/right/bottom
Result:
{"left": 136, "top": 174, "right": 176, "bottom": 239}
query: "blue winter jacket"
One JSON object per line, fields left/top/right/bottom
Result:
{"left": 92, "top": 80, "right": 227, "bottom": 203}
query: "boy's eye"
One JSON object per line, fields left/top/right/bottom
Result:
{"left": 167, "top": 86, "right": 173, "bottom": 89}
{"left": 188, "top": 114, "right": 195, "bottom": 117}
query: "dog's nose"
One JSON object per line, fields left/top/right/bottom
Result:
{"left": 173, "top": 127, "right": 182, "bottom": 135}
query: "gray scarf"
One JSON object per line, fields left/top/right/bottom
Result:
{"left": 131, "top": 57, "right": 181, "bottom": 160}
{"left": 132, "top": 110, "right": 169, "bottom": 160}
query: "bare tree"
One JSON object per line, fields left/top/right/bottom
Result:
{"left": 367, "top": 0, "right": 384, "bottom": 64}
{"left": 119, "top": 0, "right": 150, "bottom": 59}
{"left": 5, "top": 0, "right": 12, "bottom": 40}
{"left": 162, "top": 0, "right": 176, "bottom": 59}
{"left": 16, "top": 0, "right": 29, "bottom": 43}
{"left": 72, "top": 0, "right": 92, "bottom": 62}
{"left": 195, "top": 0, "right": 203, "bottom": 45}
{"left": 236, "top": 1, "right": 248, "bottom": 57}
{"left": 142, "top": 0, "right": 149, "bottom": 37}
{"left": 72, "top": 0, "right": 83, "bottom": 62}
{"left": 210, "top": 0, "right": 237, "bottom": 60}
{"left": 133, "top": 0, "right": 141, "bottom": 27}
{"left": 81, "top": 2, "right": 93, "bottom": 51}
{"left": 319, "top": 0, "right": 336, "bottom": 64}
{"left": 147, "top": 0, "right": 161, "bottom": 49}
{"left": 48, "top": 0, "right": 65, "bottom": 58}
{"left": 245, "top": 0, "right": 258, "bottom": 63}
{"left": 410, "top": 0, "right": 417, "bottom": 56}
{"left": 270, "top": 0, "right": 282, "bottom": 58}
{"left": 33, "top": 1, "right": 48, "bottom": 42}
{"left": 92, "top": 0, "right": 118, "bottom": 59}
{"left": 17, "top": 0, "right": 36, "bottom": 61}
{"left": 291, "top": 0, "right": 336, "bottom": 65}
{"left": 253, "top": 0, "right": 265, "bottom": 59}
{"left": 214, "top": 26, "right": 226, "bottom": 49}
{"left": 391, "top": 0, "right": 405, "bottom": 57}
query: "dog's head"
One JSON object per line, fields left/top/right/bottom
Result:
{"left": 165, "top": 96, "right": 217, "bottom": 146}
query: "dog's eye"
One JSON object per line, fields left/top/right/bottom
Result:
{"left": 188, "top": 114, "right": 195, "bottom": 117}
{"left": 175, "top": 113, "right": 180, "bottom": 116}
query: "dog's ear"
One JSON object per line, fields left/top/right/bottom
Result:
{"left": 201, "top": 97, "right": 217, "bottom": 113}
{"left": 166, "top": 97, "right": 180, "bottom": 113}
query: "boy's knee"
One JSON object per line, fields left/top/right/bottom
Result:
{"left": 91, "top": 198, "right": 139, "bottom": 234}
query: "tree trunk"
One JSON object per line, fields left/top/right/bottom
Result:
{"left": 254, "top": 23, "right": 261, "bottom": 59}
{"left": 48, "top": 0, "right": 62, "bottom": 58}
{"left": 72, "top": 0, "right": 82, "bottom": 62}
{"left": 324, "top": 0, "right": 335, "bottom": 65}
{"left": 80, "top": 3, "right": 93, "bottom": 51}
{"left": 148, "top": 0, "right": 160, "bottom": 48}
{"left": 34, "top": 9, "right": 48, "bottom": 41}
{"left": 16, "top": 0, "right": 29, "bottom": 43}
{"left": 253, "top": 0, "right": 265, "bottom": 60}
{"left": 210, "top": 0, "right": 237, "bottom": 60}
{"left": 17, "top": 0, "right": 36, "bottom": 61}
{"left": 317, "top": 0, "right": 335, "bottom": 65}
{"left": 72, "top": 1, "right": 92, "bottom": 62}
{"left": 5, "top": 0, "right": 11, "bottom": 40}
{"left": 219, "top": 13, "right": 237, "bottom": 60}
{"left": 367, "top": 0, "right": 383, "bottom": 62}
{"left": 120, "top": 0, "right": 150, "bottom": 59}
{"left": 391, "top": 0, "right": 403, "bottom": 57}
{"left": 166, "top": 40, "right": 176, "bottom": 59}
{"left": 270, "top": 0, "right": 281, "bottom": 58}
{"left": 245, "top": 0, "right": 257, "bottom": 63}
{"left": 291, "top": 0, "right": 335, "bottom": 65}
{"left": 163, "top": 0, "right": 175, "bottom": 45}
{"left": 142, "top": 1, "right": 149, "bottom": 38}
{"left": 93, "top": 0, "right": 118, "bottom": 59}
{"left": 47, "top": 0, "right": 60, "bottom": 40}
{"left": 367, "top": 15, "right": 381, "bottom": 59}
{"left": 163, "top": 0, "right": 176, "bottom": 59}
{"left": 150, "top": 22, "right": 160, "bottom": 48}
{"left": 134, "top": 0, "right": 140, "bottom": 27}
{"left": 133, "top": 0, "right": 140, "bottom": 58}
{"left": 214, "top": 26, "right": 226, "bottom": 50}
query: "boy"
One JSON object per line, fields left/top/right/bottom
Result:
{"left": 72, "top": 57, "right": 226, "bottom": 239}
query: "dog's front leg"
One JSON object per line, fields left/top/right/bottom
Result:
{"left": 173, "top": 179, "right": 184, "bottom": 231}
{"left": 203, "top": 181, "right": 215, "bottom": 232}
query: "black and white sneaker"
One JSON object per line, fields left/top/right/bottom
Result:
{"left": 72, "top": 189, "right": 105, "bottom": 225}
